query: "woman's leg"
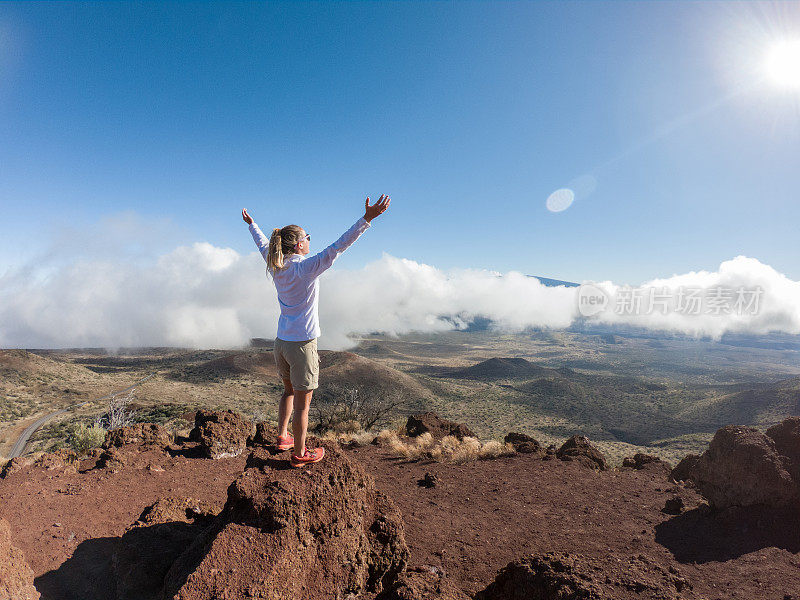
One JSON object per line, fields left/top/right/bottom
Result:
{"left": 277, "top": 378, "right": 294, "bottom": 437}
{"left": 292, "top": 389, "right": 313, "bottom": 456}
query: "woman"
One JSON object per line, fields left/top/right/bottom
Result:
{"left": 242, "top": 195, "right": 391, "bottom": 466}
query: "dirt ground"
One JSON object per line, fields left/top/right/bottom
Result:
{"left": 1, "top": 438, "right": 799, "bottom": 600}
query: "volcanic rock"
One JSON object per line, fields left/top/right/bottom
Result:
{"left": 0, "top": 518, "right": 40, "bottom": 600}
{"left": 103, "top": 423, "right": 174, "bottom": 449}
{"left": 0, "top": 456, "right": 34, "bottom": 479}
{"left": 162, "top": 441, "right": 408, "bottom": 600}
{"left": 406, "top": 412, "right": 475, "bottom": 441}
{"left": 621, "top": 453, "right": 670, "bottom": 473}
{"left": 504, "top": 432, "right": 543, "bottom": 455}
{"left": 246, "top": 421, "right": 278, "bottom": 447}
{"left": 189, "top": 409, "right": 254, "bottom": 459}
{"left": 113, "top": 497, "right": 220, "bottom": 600}
{"left": 556, "top": 435, "right": 607, "bottom": 471}
{"left": 766, "top": 417, "right": 800, "bottom": 482}
{"left": 690, "top": 425, "right": 799, "bottom": 510}
{"left": 379, "top": 565, "right": 470, "bottom": 600}
{"left": 669, "top": 454, "right": 700, "bottom": 483}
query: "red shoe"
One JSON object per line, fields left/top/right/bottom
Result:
{"left": 276, "top": 434, "right": 294, "bottom": 451}
{"left": 290, "top": 447, "right": 325, "bottom": 468}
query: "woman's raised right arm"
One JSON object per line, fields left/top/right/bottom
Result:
{"left": 243, "top": 208, "right": 269, "bottom": 263}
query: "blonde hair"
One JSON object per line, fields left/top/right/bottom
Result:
{"left": 267, "top": 224, "right": 304, "bottom": 274}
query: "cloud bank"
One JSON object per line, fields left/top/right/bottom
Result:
{"left": 1, "top": 236, "right": 799, "bottom": 350}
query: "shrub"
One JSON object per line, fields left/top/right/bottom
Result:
{"left": 68, "top": 422, "right": 107, "bottom": 454}
{"left": 313, "top": 383, "right": 410, "bottom": 433}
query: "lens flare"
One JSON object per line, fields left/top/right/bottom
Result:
{"left": 546, "top": 188, "right": 575, "bottom": 213}
{"left": 765, "top": 39, "right": 800, "bottom": 89}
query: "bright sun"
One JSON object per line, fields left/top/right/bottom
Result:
{"left": 765, "top": 39, "right": 800, "bottom": 88}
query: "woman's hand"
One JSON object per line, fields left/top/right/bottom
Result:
{"left": 363, "top": 195, "right": 391, "bottom": 223}
{"left": 242, "top": 208, "right": 253, "bottom": 225}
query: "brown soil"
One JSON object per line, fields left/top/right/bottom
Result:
{"left": 1, "top": 435, "right": 800, "bottom": 599}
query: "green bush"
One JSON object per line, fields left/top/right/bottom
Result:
{"left": 68, "top": 423, "right": 107, "bottom": 455}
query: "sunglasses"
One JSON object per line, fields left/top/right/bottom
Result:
{"left": 299, "top": 234, "right": 310, "bottom": 242}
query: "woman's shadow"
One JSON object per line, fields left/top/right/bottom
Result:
{"left": 655, "top": 503, "right": 800, "bottom": 563}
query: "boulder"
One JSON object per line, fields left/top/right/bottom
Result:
{"left": 103, "top": 423, "right": 174, "bottom": 449}
{"left": 475, "top": 552, "right": 596, "bottom": 600}
{"left": 189, "top": 409, "right": 254, "bottom": 459}
{"left": 621, "top": 453, "right": 670, "bottom": 473}
{"left": 555, "top": 436, "right": 607, "bottom": 471}
{"left": 406, "top": 412, "right": 475, "bottom": 441}
{"left": 0, "top": 456, "right": 34, "bottom": 479}
{"left": 96, "top": 446, "right": 129, "bottom": 472}
{"left": 246, "top": 421, "right": 278, "bottom": 447}
{"left": 662, "top": 496, "right": 684, "bottom": 515}
{"left": 503, "top": 432, "right": 543, "bottom": 455}
{"left": 111, "top": 497, "right": 220, "bottom": 600}
{"left": 113, "top": 497, "right": 220, "bottom": 600}
{"left": 669, "top": 454, "right": 700, "bottom": 482}
{"left": 766, "top": 417, "right": 800, "bottom": 482}
{"left": 34, "top": 448, "right": 78, "bottom": 473}
{"left": 690, "top": 425, "right": 799, "bottom": 510}
{"left": 0, "top": 518, "right": 40, "bottom": 600}
{"left": 379, "top": 565, "right": 470, "bottom": 600}
{"left": 476, "top": 552, "right": 690, "bottom": 600}
{"left": 162, "top": 441, "right": 408, "bottom": 600}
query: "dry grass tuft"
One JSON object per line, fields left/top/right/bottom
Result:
{"left": 321, "top": 428, "right": 377, "bottom": 447}
{"left": 381, "top": 433, "right": 516, "bottom": 463}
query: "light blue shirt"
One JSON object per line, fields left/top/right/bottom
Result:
{"left": 249, "top": 217, "right": 371, "bottom": 341}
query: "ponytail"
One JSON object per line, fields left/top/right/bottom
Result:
{"left": 267, "top": 224, "right": 303, "bottom": 274}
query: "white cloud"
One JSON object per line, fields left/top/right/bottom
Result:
{"left": 1, "top": 224, "right": 798, "bottom": 349}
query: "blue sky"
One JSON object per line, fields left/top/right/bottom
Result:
{"left": 1, "top": 1, "right": 799, "bottom": 286}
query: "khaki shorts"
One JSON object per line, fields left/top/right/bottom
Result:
{"left": 273, "top": 337, "right": 319, "bottom": 391}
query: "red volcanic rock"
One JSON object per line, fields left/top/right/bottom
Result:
{"left": 475, "top": 552, "right": 691, "bottom": 600}
{"left": 504, "top": 432, "right": 543, "bottom": 455}
{"left": 556, "top": 435, "right": 607, "bottom": 471}
{"left": 162, "top": 441, "right": 408, "bottom": 600}
{"left": 0, "top": 518, "right": 40, "bottom": 600}
{"left": 475, "top": 552, "right": 596, "bottom": 599}
{"left": 33, "top": 448, "right": 78, "bottom": 474}
{"left": 621, "top": 453, "right": 671, "bottom": 474}
{"left": 380, "top": 565, "right": 470, "bottom": 600}
{"left": 669, "top": 454, "right": 700, "bottom": 483}
{"left": 113, "top": 497, "right": 220, "bottom": 600}
{"left": 189, "top": 410, "right": 254, "bottom": 459}
{"left": 246, "top": 421, "right": 278, "bottom": 447}
{"left": 103, "top": 423, "right": 174, "bottom": 449}
{"left": 0, "top": 456, "right": 34, "bottom": 479}
{"left": 406, "top": 412, "right": 476, "bottom": 441}
{"left": 766, "top": 417, "right": 800, "bottom": 482}
{"left": 690, "top": 425, "right": 800, "bottom": 510}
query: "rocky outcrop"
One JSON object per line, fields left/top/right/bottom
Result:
{"left": 406, "top": 412, "right": 475, "bottom": 441}
{"left": 0, "top": 518, "right": 40, "bottom": 600}
{"left": 476, "top": 552, "right": 596, "bottom": 599}
{"left": 669, "top": 454, "right": 700, "bottom": 482}
{"left": 162, "top": 441, "right": 408, "bottom": 600}
{"left": 766, "top": 417, "right": 800, "bottom": 482}
{"left": 0, "top": 456, "right": 34, "bottom": 479}
{"left": 621, "top": 453, "right": 670, "bottom": 473}
{"left": 690, "top": 425, "right": 799, "bottom": 510}
{"left": 556, "top": 435, "right": 607, "bottom": 471}
{"left": 113, "top": 498, "right": 220, "bottom": 600}
{"left": 504, "top": 432, "right": 543, "bottom": 455}
{"left": 246, "top": 421, "right": 277, "bottom": 447}
{"left": 33, "top": 448, "right": 77, "bottom": 471}
{"left": 189, "top": 410, "right": 254, "bottom": 459}
{"left": 379, "top": 565, "right": 469, "bottom": 600}
{"left": 476, "top": 552, "right": 691, "bottom": 600}
{"left": 104, "top": 423, "right": 174, "bottom": 449}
